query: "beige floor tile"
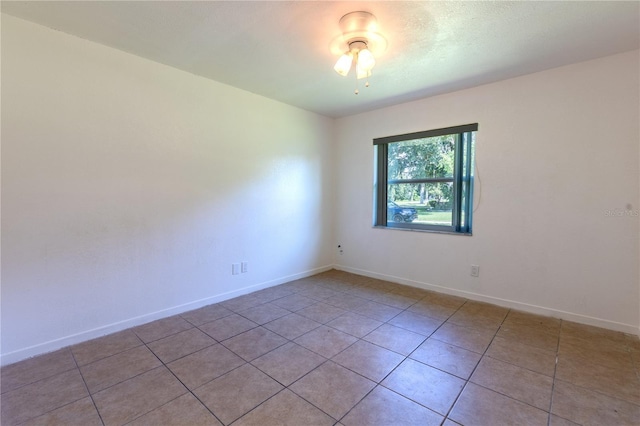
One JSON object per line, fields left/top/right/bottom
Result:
{"left": 71, "top": 330, "right": 143, "bottom": 366}
{"left": 503, "top": 310, "right": 561, "bottom": 333}
{"left": 1, "top": 369, "right": 88, "bottom": 425}
{"left": 180, "top": 303, "right": 232, "bottom": 326}
{"left": 447, "top": 309, "right": 503, "bottom": 331}
{"left": 630, "top": 335, "right": 640, "bottom": 374}
{"left": 390, "top": 285, "right": 430, "bottom": 299}
{"left": 496, "top": 322, "right": 559, "bottom": 352}
{"left": 410, "top": 338, "right": 481, "bottom": 379}
{"left": 327, "top": 312, "right": 383, "bottom": 338}
{"left": 407, "top": 300, "right": 458, "bottom": 321}
{"left": 238, "top": 303, "right": 291, "bottom": 324}
{"left": 323, "top": 270, "right": 364, "bottom": 282}
{"left": 9, "top": 271, "right": 640, "bottom": 426}
{"left": 222, "top": 327, "right": 288, "bottom": 361}
{"left": 290, "top": 361, "right": 375, "bottom": 420}
{"left": 456, "top": 300, "right": 509, "bottom": 320}
{"left": 626, "top": 333, "right": 640, "bottom": 352}
{"left": 347, "top": 286, "right": 385, "bottom": 300}
{"left": 551, "top": 380, "right": 640, "bottom": 426}
{"left": 297, "top": 286, "right": 340, "bottom": 301}
{"left": 560, "top": 321, "right": 628, "bottom": 344}
{"left": 250, "top": 287, "right": 294, "bottom": 303}
{"left": 271, "top": 294, "right": 317, "bottom": 311}
{"left": 422, "top": 292, "right": 467, "bottom": 309}
{"left": 353, "top": 280, "right": 379, "bottom": 292}
{"left": 381, "top": 358, "right": 465, "bottom": 415}
{"left": 366, "top": 279, "right": 396, "bottom": 291}
{"left": 363, "top": 323, "right": 426, "bottom": 356}
{"left": 341, "top": 386, "right": 443, "bottom": 426}
{"left": 147, "top": 327, "right": 215, "bottom": 363}
{"left": 449, "top": 383, "right": 548, "bottom": 426}
{"left": 361, "top": 279, "right": 387, "bottom": 288}
{"left": 351, "top": 301, "right": 402, "bottom": 322}
{"left": 195, "top": 363, "right": 283, "bottom": 425}
{"left": 263, "top": 313, "right": 321, "bottom": 340}
{"left": 368, "top": 292, "right": 417, "bottom": 310}
{"left": 220, "top": 294, "right": 263, "bottom": 312}
{"left": 323, "top": 294, "right": 368, "bottom": 310}
{"left": 0, "top": 348, "right": 77, "bottom": 394}
{"left": 198, "top": 313, "right": 258, "bottom": 341}
{"left": 555, "top": 353, "right": 640, "bottom": 404}
{"left": 559, "top": 333, "right": 634, "bottom": 370}
{"left": 388, "top": 311, "right": 443, "bottom": 336}
{"left": 389, "top": 286, "right": 427, "bottom": 302}
{"left": 133, "top": 315, "right": 193, "bottom": 343}
{"left": 332, "top": 340, "right": 404, "bottom": 382}
{"left": 127, "top": 393, "right": 222, "bottom": 426}
{"left": 294, "top": 325, "right": 357, "bottom": 358}
{"left": 21, "top": 397, "right": 102, "bottom": 426}
{"left": 296, "top": 302, "right": 346, "bottom": 323}
{"left": 234, "top": 389, "right": 334, "bottom": 426}
{"left": 93, "top": 366, "right": 187, "bottom": 426}
{"left": 277, "top": 279, "right": 315, "bottom": 293}
{"left": 321, "top": 281, "right": 357, "bottom": 293}
{"left": 548, "top": 414, "right": 580, "bottom": 426}
{"left": 432, "top": 322, "right": 496, "bottom": 353}
{"left": 470, "top": 356, "right": 553, "bottom": 410}
{"left": 486, "top": 335, "right": 556, "bottom": 377}
{"left": 81, "top": 345, "right": 161, "bottom": 393}
{"left": 167, "top": 344, "right": 245, "bottom": 390}
{"left": 252, "top": 342, "right": 326, "bottom": 386}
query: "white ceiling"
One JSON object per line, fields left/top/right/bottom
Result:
{"left": 3, "top": 1, "right": 639, "bottom": 117}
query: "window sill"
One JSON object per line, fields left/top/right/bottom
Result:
{"left": 372, "top": 225, "right": 472, "bottom": 236}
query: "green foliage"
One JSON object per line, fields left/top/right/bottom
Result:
{"left": 387, "top": 135, "right": 455, "bottom": 208}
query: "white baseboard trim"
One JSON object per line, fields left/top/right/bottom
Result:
{"left": 0, "top": 264, "right": 333, "bottom": 367}
{"left": 334, "top": 264, "right": 640, "bottom": 337}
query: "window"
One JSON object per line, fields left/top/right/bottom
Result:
{"left": 374, "top": 123, "right": 477, "bottom": 234}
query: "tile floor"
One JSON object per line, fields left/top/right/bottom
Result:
{"left": 2, "top": 270, "right": 639, "bottom": 425}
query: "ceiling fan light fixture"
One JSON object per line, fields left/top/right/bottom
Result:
{"left": 356, "top": 48, "right": 375, "bottom": 71}
{"left": 356, "top": 66, "right": 372, "bottom": 80}
{"left": 334, "top": 53, "right": 353, "bottom": 76}
{"left": 331, "top": 11, "right": 386, "bottom": 94}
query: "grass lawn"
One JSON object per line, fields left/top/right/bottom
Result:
{"left": 397, "top": 201, "right": 452, "bottom": 224}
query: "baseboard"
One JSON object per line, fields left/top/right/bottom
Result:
{"left": 334, "top": 264, "right": 640, "bottom": 337}
{"left": 0, "top": 264, "right": 333, "bottom": 367}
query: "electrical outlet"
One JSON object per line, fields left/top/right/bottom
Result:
{"left": 470, "top": 265, "right": 480, "bottom": 277}
{"left": 232, "top": 263, "right": 240, "bottom": 275}
{"left": 338, "top": 244, "right": 344, "bottom": 256}
{"left": 241, "top": 261, "right": 248, "bottom": 273}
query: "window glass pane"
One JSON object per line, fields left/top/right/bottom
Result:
{"left": 375, "top": 124, "right": 476, "bottom": 233}
{"left": 387, "top": 183, "right": 453, "bottom": 226}
{"left": 387, "top": 135, "right": 455, "bottom": 180}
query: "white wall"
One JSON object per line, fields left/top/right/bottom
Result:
{"left": 1, "top": 15, "right": 335, "bottom": 365}
{"left": 2, "top": 14, "right": 638, "bottom": 367}
{"left": 334, "top": 50, "right": 640, "bottom": 334}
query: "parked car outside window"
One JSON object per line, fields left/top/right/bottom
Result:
{"left": 387, "top": 201, "right": 418, "bottom": 222}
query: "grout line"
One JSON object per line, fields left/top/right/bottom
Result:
{"left": 138, "top": 338, "right": 227, "bottom": 426}
{"left": 334, "top": 289, "right": 467, "bottom": 424}
{"left": 545, "top": 319, "right": 562, "bottom": 426}
{"left": 275, "top": 359, "right": 345, "bottom": 423}
{"left": 69, "top": 350, "right": 107, "bottom": 426}
{"left": 441, "top": 304, "right": 508, "bottom": 422}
